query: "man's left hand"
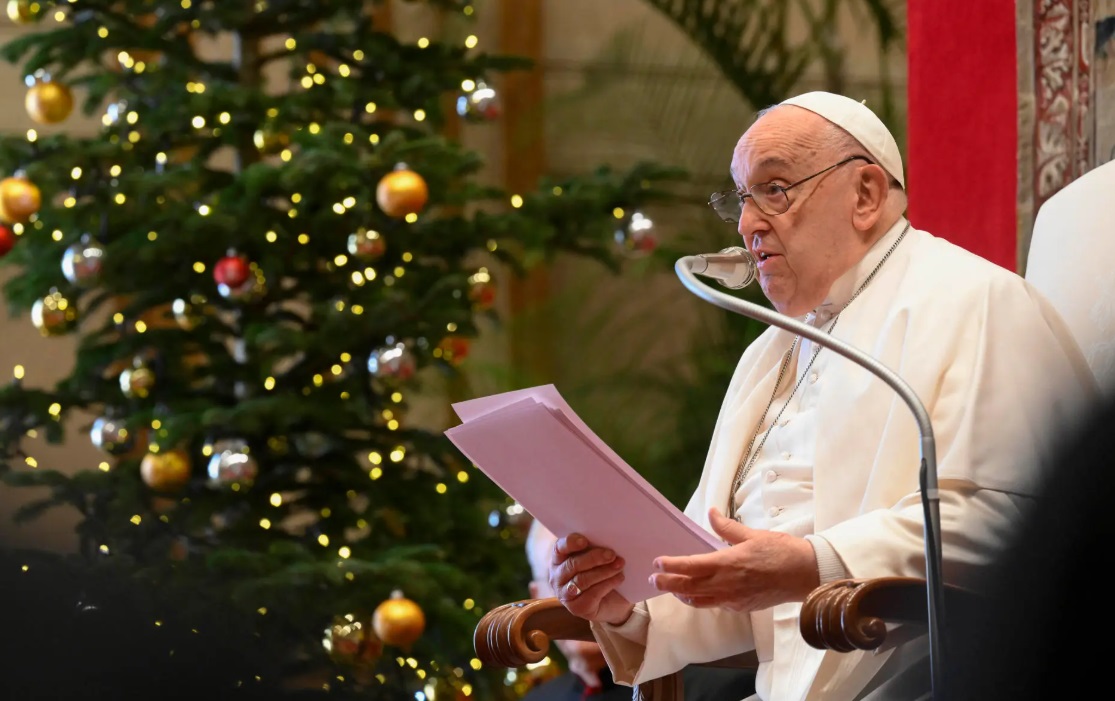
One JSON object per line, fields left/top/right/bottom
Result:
{"left": 647, "top": 508, "right": 820, "bottom": 611}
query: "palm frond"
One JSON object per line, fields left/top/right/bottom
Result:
{"left": 639, "top": 0, "right": 813, "bottom": 107}
{"left": 640, "top": 0, "right": 905, "bottom": 119}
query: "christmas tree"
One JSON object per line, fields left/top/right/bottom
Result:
{"left": 0, "top": 2, "right": 681, "bottom": 699}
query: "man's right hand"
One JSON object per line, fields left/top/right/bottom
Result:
{"left": 549, "top": 533, "right": 634, "bottom": 626}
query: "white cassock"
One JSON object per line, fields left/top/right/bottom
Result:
{"left": 590, "top": 217, "right": 1097, "bottom": 701}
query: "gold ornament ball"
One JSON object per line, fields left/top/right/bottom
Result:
{"left": 172, "top": 295, "right": 210, "bottom": 331}
{"left": 26, "top": 81, "right": 74, "bottom": 125}
{"left": 324, "top": 613, "right": 383, "bottom": 670}
{"left": 140, "top": 449, "right": 192, "bottom": 493}
{"left": 347, "top": 227, "right": 386, "bottom": 262}
{"left": 372, "top": 591, "right": 425, "bottom": 649}
{"left": 376, "top": 167, "right": 428, "bottom": 218}
{"left": 253, "top": 126, "right": 290, "bottom": 155}
{"left": 31, "top": 289, "right": 78, "bottom": 337}
{"left": 6, "top": 0, "right": 35, "bottom": 23}
{"left": 0, "top": 176, "right": 41, "bottom": 224}
{"left": 120, "top": 362, "right": 156, "bottom": 399}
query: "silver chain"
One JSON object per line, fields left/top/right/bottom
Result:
{"left": 727, "top": 221, "right": 911, "bottom": 519}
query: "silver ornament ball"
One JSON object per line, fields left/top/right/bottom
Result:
{"left": 206, "top": 438, "right": 259, "bottom": 489}
{"left": 294, "top": 431, "right": 331, "bottom": 459}
{"left": 102, "top": 99, "right": 128, "bottom": 128}
{"left": 172, "top": 294, "right": 209, "bottom": 331}
{"left": 89, "top": 416, "right": 134, "bottom": 455}
{"left": 456, "top": 80, "right": 501, "bottom": 122}
{"left": 347, "top": 228, "right": 386, "bottom": 262}
{"left": 31, "top": 288, "right": 78, "bottom": 337}
{"left": 367, "top": 342, "right": 416, "bottom": 381}
{"left": 61, "top": 235, "right": 105, "bottom": 286}
{"left": 614, "top": 211, "right": 657, "bottom": 258}
{"left": 120, "top": 358, "right": 156, "bottom": 399}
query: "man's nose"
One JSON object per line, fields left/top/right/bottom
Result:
{"left": 737, "top": 202, "right": 768, "bottom": 246}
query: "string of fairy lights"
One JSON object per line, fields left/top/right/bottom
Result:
{"left": 1, "top": 1, "right": 657, "bottom": 697}
{"left": 4, "top": 0, "right": 500, "bottom": 472}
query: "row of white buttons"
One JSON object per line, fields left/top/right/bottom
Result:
{"left": 766, "top": 469, "right": 781, "bottom": 518}
{"left": 767, "top": 467, "right": 783, "bottom": 518}
{"left": 767, "top": 362, "right": 817, "bottom": 522}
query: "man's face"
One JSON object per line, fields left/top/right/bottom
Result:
{"left": 730, "top": 108, "right": 863, "bottom": 317}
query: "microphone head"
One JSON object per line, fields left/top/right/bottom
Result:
{"left": 710, "top": 246, "right": 757, "bottom": 289}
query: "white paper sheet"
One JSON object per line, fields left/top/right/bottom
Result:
{"left": 446, "top": 385, "right": 723, "bottom": 602}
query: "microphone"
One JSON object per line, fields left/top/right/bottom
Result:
{"left": 683, "top": 246, "right": 758, "bottom": 289}
{"left": 675, "top": 252, "right": 946, "bottom": 701}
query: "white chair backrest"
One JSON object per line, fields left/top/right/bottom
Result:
{"left": 1025, "top": 159, "right": 1115, "bottom": 394}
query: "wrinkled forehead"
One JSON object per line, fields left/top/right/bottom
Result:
{"left": 730, "top": 107, "right": 832, "bottom": 187}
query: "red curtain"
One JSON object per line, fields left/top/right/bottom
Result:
{"left": 907, "top": 1, "right": 1018, "bottom": 271}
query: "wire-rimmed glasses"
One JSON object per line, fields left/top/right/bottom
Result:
{"left": 708, "top": 155, "right": 872, "bottom": 223}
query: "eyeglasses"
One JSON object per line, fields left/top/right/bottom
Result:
{"left": 708, "top": 155, "right": 872, "bottom": 223}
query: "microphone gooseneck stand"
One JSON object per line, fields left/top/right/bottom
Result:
{"left": 676, "top": 253, "right": 946, "bottom": 701}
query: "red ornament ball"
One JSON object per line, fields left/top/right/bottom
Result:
{"left": 0, "top": 224, "right": 15, "bottom": 257}
{"left": 437, "top": 335, "right": 471, "bottom": 366}
{"left": 214, "top": 254, "right": 251, "bottom": 288}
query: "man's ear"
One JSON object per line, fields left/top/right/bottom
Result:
{"left": 852, "top": 163, "right": 889, "bottom": 231}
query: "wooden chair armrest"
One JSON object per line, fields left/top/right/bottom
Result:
{"left": 474, "top": 599, "right": 759, "bottom": 701}
{"left": 473, "top": 597, "right": 594, "bottom": 668}
{"left": 475, "top": 577, "right": 962, "bottom": 665}
{"left": 800, "top": 577, "right": 979, "bottom": 652}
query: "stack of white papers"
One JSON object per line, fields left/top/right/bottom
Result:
{"left": 445, "top": 384, "right": 723, "bottom": 602}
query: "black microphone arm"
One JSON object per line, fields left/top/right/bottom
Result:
{"left": 676, "top": 249, "right": 946, "bottom": 701}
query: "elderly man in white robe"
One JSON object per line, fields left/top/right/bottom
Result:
{"left": 545, "top": 91, "right": 1097, "bottom": 701}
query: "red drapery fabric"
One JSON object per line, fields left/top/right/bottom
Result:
{"left": 906, "top": 0, "right": 1018, "bottom": 271}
